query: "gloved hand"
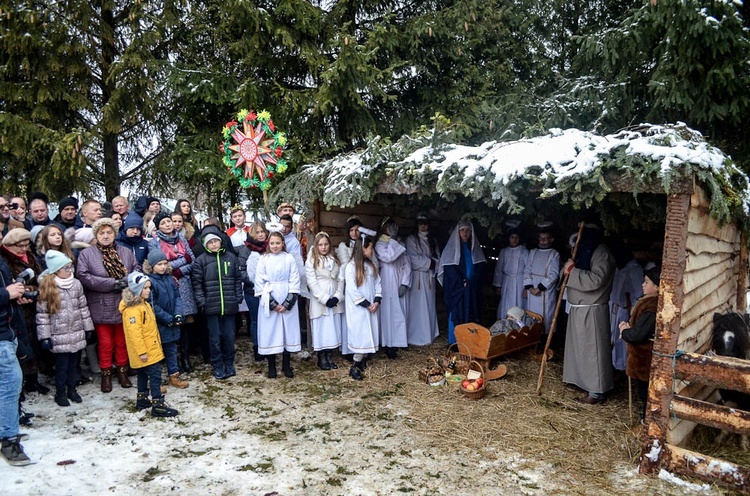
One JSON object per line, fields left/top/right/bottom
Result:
{"left": 173, "top": 268, "right": 183, "bottom": 279}
{"left": 85, "top": 331, "right": 95, "bottom": 344}
{"left": 168, "top": 316, "right": 177, "bottom": 327}
{"left": 183, "top": 253, "right": 192, "bottom": 264}
{"left": 398, "top": 284, "right": 408, "bottom": 297}
{"left": 325, "top": 297, "right": 339, "bottom": 308}
{"left": 40, "top": 339, "right": 53, "bottom": 351}
{"left": 113, "top": 277, "right": 128, "bottom": 291}
{"left": 282, "top": 293, "right": 298, "bottom": 311}
{"left": 174, "top": 315, "right": 184, "bottom": 324}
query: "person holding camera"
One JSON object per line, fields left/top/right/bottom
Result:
{"left": 77, "top": 218, "right": 140, "bottom": 393}
{"left": 35, "top": 251, "right": 95, "bottom": 407}
{"left": 143, "top": 249, "right": 188, "bottom": 388}
{"left": 0, "top": 228, "right": 48, "bottom": 396}
{"left": 0, "top": 250, "right": 33, "bottom": 466}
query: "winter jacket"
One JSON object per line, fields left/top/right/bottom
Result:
{"left": 35, "top": 278, "right": 93, "bottom": 353}
{"left": 192, "top": 242, "right": 242, "bottom": 316}
{"left": 0, "top": 245, "right": 44, "bottom": 342}
{"left": 0, "top": 256, "right": 32, "bottom": 361}
{"left": 120, "top": 289, "right": 164, "bottom": 369}
{"left": 147, "top": 272, "right": 184, "bottom": 344}
{"left": 77, "top": 244, "right": 140, "bottom": 324}
{"left": 116, "top": 215, "right": 150, "bottom": 265}
{"left": 147, "top": 232, "right": 197, "bottom": 316}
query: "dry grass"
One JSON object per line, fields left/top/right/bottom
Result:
{"left": 338, "top": 336, "right": 743, "bottom": 495}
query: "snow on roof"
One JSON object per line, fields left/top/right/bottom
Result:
{"left": 275, "top": 122, "right": 747, "bottom": 222}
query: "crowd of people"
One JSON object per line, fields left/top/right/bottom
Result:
{"left": 0, "top": 192, "right": 661, "bottom": 467}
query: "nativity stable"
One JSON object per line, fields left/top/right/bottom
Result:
{"left": 273, "top": 122, "right": 750, "bottom": 491}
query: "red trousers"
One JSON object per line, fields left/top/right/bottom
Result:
{"left": 96, "top": 323, "right": 128, "bottom": 368}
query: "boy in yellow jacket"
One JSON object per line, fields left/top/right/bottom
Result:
{"left": 120, "top": 272, "right": 178, "bottom": 417}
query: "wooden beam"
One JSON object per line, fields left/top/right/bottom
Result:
{"left": 664, "top": 444, "right": 750, "bottom": 492}
{"left": 738, "top": 229, "right": 748, "bottom": 312}
{"left": 675, "top": 353, "right": 750, "bottom": 394}
{"left": 640, "top": 192, "right": 691, "bottom": 475}
{"left": 671, "top": 395, "right": 750, "bottom": 435}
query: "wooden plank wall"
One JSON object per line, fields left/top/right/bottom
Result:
{"left": 667, "top": 185, "right": 746, "bottom": 446}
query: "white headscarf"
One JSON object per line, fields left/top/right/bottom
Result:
{"left": 437, "top": 220, "right": 486, "bottom": 285}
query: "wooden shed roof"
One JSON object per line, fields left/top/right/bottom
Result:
{"left": 273, "top": 123, "right": 749, "bottom": 227}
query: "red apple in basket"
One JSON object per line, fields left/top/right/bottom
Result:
{"left": 462, "top": 379, "right": 470, "bottom": 389}
{"left": 475, "top": 378, "right": 484, "bottom": 388}
{"left": 465, "top": 383, "right": 476, "bottom": 392}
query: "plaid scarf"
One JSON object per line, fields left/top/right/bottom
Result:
{"left": 98, "top": 244, "right": 127, "bottom": 279}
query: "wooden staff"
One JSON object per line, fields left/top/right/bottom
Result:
{"left": 536, "top": 221, "right": 585, "bottom": 395}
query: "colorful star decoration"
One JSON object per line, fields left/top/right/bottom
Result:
{"left": 221, "top": 109, "right": 288, "bottom": 190}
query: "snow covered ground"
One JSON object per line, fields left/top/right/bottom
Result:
{"left": 6, "top": 343, "right": 723, "bottom": 495}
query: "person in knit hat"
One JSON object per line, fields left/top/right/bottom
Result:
{"left": 192, "top": 231, "right": 242, "bottom": 380}
{"left": 54, "top": 197, "right": 83, "bottom": 230}
{"left": 144, "top": 249, "right": 188, "bottom": 389}
{"left": 77, "top": 216, "right": 140, "bottom": 393}
{"left": 120, "top": 271, "right": 178, "bottom": 417}
{"left": 36, "top": 250, "right": 94, "bottom": 407}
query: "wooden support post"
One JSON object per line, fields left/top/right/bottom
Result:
{"left": 640, "top": 192, "right": 691, "bottom": 474}
{"left": 738, "top": 229, "right": 748, "bottom": 312}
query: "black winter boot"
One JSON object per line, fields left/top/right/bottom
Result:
{"left": 282, "top": 351, "right": 294, "bottom": 378}
{"left": 349, "top": 362, "right": 364, "bottom": 381}
{"left": 225, "top": 359, "right": 236, "bottom": 378}
{"left": 325, "top": 350, "right": 338, "bottom": 370}
{"left": 317, "top": 351, "right": 331, "bottom": 371}
{"left": 253, "top": 344, "right": 264, "bottom": 362}
{"left": 267, "top": 355, "right": 277, "bottom": 379}
{"left": 54, "top": 388, "right": 70, "bottom": 407}
{"left": 66, "top": 387, "right": 82, "bottom": 403}
{"left": 136, "top": 392, "right": 151, "bottom": 411}
{"left": 151, "top": 397, "right": 178, "bottom": 417}
{"left": 24, "top": 373, "right": 50, "bottom": 395}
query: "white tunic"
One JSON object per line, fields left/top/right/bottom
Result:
{"left": 254, "top": 252, "right": 302, "bottom": 355}
{"left": 405, "top": 233, "right": 439, "bottom": 345}
{"left": 336, "top": 240, "right": 379, "bottom": 354}
{"left": 493, "top": 245, "right": 529, "bottom": 320}
{"left": 345, "top": 261, "right": 381, "bottom": 354}
{"left": 375, "top": 237, "right": 411, "bottom": 348}
{"left": 523, "top": 247, "right": 560, "bottom": 332}
{"left": 305, "top": 254, "right": 344, "bottom": 351}
{"left": 609, "top": 258, "right": 643, "bottom": 370}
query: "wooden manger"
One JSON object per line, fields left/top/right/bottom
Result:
{"left": 454, "top": 310, "right": 544, "bottom": 372}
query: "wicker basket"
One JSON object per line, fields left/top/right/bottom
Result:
{"left": 443, "top": 342, "right": 472, "bottom": 376}
{"left": 418, "top": 357, "right": 446, "bottom": 385}
{"left": 460, "top": 360, "right": 486, "bottom": 400}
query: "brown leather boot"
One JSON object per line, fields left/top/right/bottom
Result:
{"left": 169, "top": 373, "right": 189, "bottom": 389}
{"left": 117, "top": 366, "right": 132, "bottom": 388}
{"left": 101, "top": 369, "right": 112, "bottom": 393}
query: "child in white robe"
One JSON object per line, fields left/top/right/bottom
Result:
{"left": 345, "top": 235, "right": 381, "bottom": 380}
{"left": 305, "top": 232, "right": 344, "bottom": 370}
{"left": 254, "top": 231, "right": 301, "bottom": 379}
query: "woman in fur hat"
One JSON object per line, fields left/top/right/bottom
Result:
{"left": 77, "top": 217, "right": 140, "bottom": 393}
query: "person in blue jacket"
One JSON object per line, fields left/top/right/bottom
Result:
{"left": 143, "top": 249, "right": 188, "bottom": 389}
{"left": 116, "top": 214, "right": 149, "bottom": 265}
